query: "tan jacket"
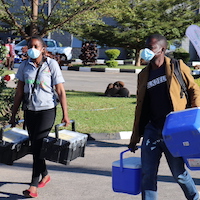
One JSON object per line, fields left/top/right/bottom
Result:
{"left": 130, "top": 56, "right": 200, "bottom": 145}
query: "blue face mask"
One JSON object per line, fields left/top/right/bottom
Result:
{"left": 27, "top": 48, "right": 41, "bottom": 59}
{"left": 141, "top": 48, "right": 155, "bottom": 61}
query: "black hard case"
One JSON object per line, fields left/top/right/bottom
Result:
{"left": 0, "top": 120, "right": 31, "bottom": 165}
{"left": 40, "top": 120, "right": 88, "bottom": 165}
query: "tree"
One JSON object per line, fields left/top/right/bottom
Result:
{"left": 0, "top": 42, "right": 22, "bottom": 125}
{"left": 0, "top": 0, "right": 118, "bottom": 39}
{"left": 70, "top": 0, "right": 200, "bottom": 66}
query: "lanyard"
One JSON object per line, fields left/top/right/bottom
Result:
{"left": 31, "top": 57, "right": 45, "bottom": 94}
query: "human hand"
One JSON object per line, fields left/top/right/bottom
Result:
{"left": 61, "top": 116, "right": 70, "bottom": 127}
{"left": 128, "top": 142, "right": 138, "bottom": 153}
{"left": 9, "top": 118, "right": 17, "bottom": 128}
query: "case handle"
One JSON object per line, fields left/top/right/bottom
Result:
{"left": 54, "top": 120, "right": 75, "bottom": 139}
{"left": 0, "top": 119, "right": 25, "bottom": 141}
{"left": 120, "top": 149, "right": 131, "bottom": 172}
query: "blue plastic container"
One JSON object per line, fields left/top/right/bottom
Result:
{"left": 112, "top": 149, "right": 141, "bottom": 195}
{"left": 162, "top": 107, "right": 200, "bottom": 157}
{"left": 183, "top": 154, "right": 200, "bottom": 170}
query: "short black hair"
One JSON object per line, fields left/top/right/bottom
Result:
{"left": 147, "top": 34, "right": 168, "bottom": 48}
{"left": 27, "top": 35, "right": 46, "bottom": 47}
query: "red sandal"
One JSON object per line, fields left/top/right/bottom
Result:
{"left": 38, "top": 176, "right": 51, "bottom": 188}
{"left": 23, "top": 189, "right": 38, "bottom": 198}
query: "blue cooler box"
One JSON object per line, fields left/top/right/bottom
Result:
{"left": 162, "top": 107, "right": 200, "bottom": 157}
{"left": 112, "top": 149, "right": 141, "bottom": 195}
{"left": 183, "top": 154, "right": 200, "bottom": 170}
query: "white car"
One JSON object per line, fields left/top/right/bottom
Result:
{"left": 15, "top": 38, "right": 72, "bottom": 61}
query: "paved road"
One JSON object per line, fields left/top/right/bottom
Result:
{"left": 8, "top": 69, "right": 138, "bottom": 95}
{"left": 62, "top": 70, "right": 138, "bottom": 95}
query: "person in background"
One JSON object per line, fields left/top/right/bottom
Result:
{"left": 10, "top": 38, "right": 16, "bottom": 69}
{"left": 10, "top": 35, "right": 70, "bottom": 198}
{"left": 128, "top": 34, "right": 200, "bottom": 200}
{"left": 21, "top": 46, "right": 28, "bottom": 60}
{"left": 5, "top": 37, "right": 12, "bottom": 70}
{"left": 5, "top": 37, "right": 15, "bottom": 70}
{"left": 105, "top": 81, "right": 130, "bottom": 97}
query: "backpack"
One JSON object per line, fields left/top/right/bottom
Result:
{"left": 171, "top": 59, "right": 190, "bottom": 107}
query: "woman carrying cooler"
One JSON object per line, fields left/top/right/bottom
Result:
{"left": 10, "top": 35, "right": 70, "bottom": 198}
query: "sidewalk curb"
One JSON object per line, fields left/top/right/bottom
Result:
{"left": 0, "top": 64, "right": 142, "bottom": 81}
{"left": 14, "top": 63, "right": 142, "bottom": 74}
{"left": 62, "top": 66, "right": 140, "bottom": 73}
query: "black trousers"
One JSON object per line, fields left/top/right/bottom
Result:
{"left": 24, "top": 107, "right": 56, "bottom": 187}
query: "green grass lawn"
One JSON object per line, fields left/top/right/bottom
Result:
{"left": 55, "top": 91, "right": 136, "bottom": 134}
{"left": 0, "top": 90, "right": 136, "bottom": 134}
{"left": 54, "top": 78, "right": 200, "bottom": 134}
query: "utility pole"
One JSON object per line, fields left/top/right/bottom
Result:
{"left": 31, "top": 0, "right": 38, "bottom": 36}
{"left": 48, "top": 0, "right": 51, "bottom": 39}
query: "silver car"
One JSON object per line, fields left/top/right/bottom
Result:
{"left": 15, "top": 38, "right": 72, "bottom": 61}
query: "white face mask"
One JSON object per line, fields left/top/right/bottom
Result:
{"left": 27, "top": 48, "right": 41, "bottom": 59}
{"left": 141, "top": 47, "right": 162, "bottom": 61}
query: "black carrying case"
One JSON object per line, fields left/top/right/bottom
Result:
{"left": 0, "top": 120, "right": 31, "bottom": 165}
{"left": 40, "top": 120, "right": 88, "bottom": 165}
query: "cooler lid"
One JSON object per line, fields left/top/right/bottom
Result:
{"left": 112, "top": 157, "right": 141, "bottom": 169}
{"left": 48, "top": 130, "right": 88, "bottom": 150}
{"left": 49, "top": 130, "right": 88, "bottom": 141}
{"left": 165, "top": 107, "right": 200, "bottom": 117}
{"left": 3, "top": 128, "right": 29, "bottom": 143}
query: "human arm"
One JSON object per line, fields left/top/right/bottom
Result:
{"left": 10, "top": 80, "right": 24, "bottom": 126}
{"left": 128, "top": 68, "right": 149, "bottom": 152}
{"left": 55, "top": 83, "right": 70, "bottom": 126}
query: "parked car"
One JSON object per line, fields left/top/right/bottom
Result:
{"left": 14, "top": 38, "right": 72, "bottom": 61}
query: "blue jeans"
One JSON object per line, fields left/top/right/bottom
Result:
{"left": 141, "top": 122, "right": 199, "bottom": 200}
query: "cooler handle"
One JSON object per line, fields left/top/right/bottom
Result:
{"left": 120, "top": 149, "right": 131, "bottom": 172}
{"left": 0, "top": 119, "right": 25, "bottom": 141}
{"left": 54, "top": 120, "right": 75, "bottom": 139}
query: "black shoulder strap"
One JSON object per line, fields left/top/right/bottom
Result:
{"left": 31, "top": 58, "right": 45, "bottom": 94}
{"left": 31, "top": 65, "right": 41, "bottom": 94}
{"left": 44, "top": 57, "right": 53, "bottom": 86}
{"left": 172, "top": 58, "right": 189, "bottom": 100}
